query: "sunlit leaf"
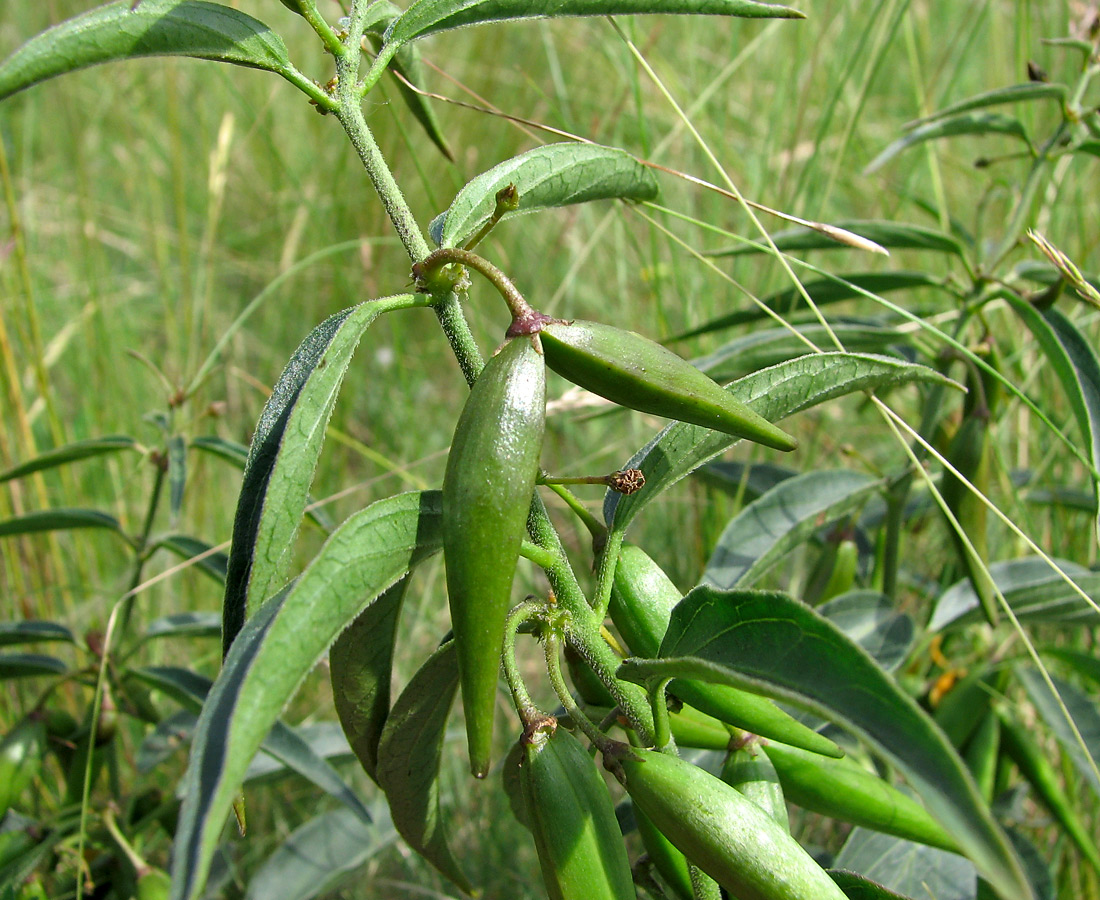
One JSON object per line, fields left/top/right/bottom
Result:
{"left": 0, "top": 509, "right": 130, "bottom": 544}
{"left": 708, "top": 223, "right": 965, "bottom": 260}
{"left": 154, "top": 534, "right": 229, "bottom": 585}
{"left": 0, "top": 435, "right": 136, "bottom": 483}
{"left": 866, "top": 113, "right": 1031, "bottom": 174}
{"left": 906, "top": 83, "right": 1066, "bottom": 127}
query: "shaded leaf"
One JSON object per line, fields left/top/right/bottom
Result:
{"left": 835, "top": 830, "right": 976, "bottom": 900}
{"left": 866, "top": 113, "right": 1031, "bottom": 174}
{"left": 331, "top": 579, "right": 409, "bottom": 783}
{"left": 168, "top": 435, "right": 187, "bottom": 518}
{"left": 1072, "top": 138, "right": 1100, "bottom": 160}
{"left": 828, "top": 869, "right": 916, "bottom": 900}
{"left": 244, "top": 805, "right": 398, "bottom": 900}
{"left": 0, "top": 621, "right": 75, "bottom": 647}
{"left": 137, "top": 710, "right": 197, "bottom": 773}
{"left": 617, "top": 588, "right": 1030, "bottom": 900}
{"left": 0, "top": 0, "right": 295, "bottom": 102}
{"left": 605, "top": 353, "right": 959, "bottom": 534}
{"left": 430, "top": 143, "right": 658, "bottom": 248}
{"left": 907, "top": 83, "right": 1066, "bottom": 127}
{"left": 0, "top": 435, "right": 136, "bottom": 483}
{"left": 929, "top": 557, "right": 1100, "bottom": 631}
{"left": 0, "top": 653, "right": 68, "bottom": 679}
{"left": 385, "top": 0, "right": 804, "bottom": 47}
{"left": 709, "top": 219, "right": 965, "bottom": 258}
{"left": 697, "top": 461, "right": 797, "bottom": 502}
{"left": 675, "top": 272, "right": 944, "bottom": 341}
{"left": 703, "top": 469, "right": 882, "bottom": 589}
{"left": 145, "top": 612, "right": 222, "bottom": 640}
{"left": 1043, "top": 646, "right": 1100, "bottom": 689}
{"left": 190, "top": 435, "right": 248, "bottom": 467}
{"left": 0, "top": 509, "right": 128, "bottom": 542}
{"left": 376, "top": 641, "right": 471, "bottom": 892}
{"left": 818, "top": 591, "right": 914, "bottom": 673}
{"left": 154, "top": 534, "right": 229, "bottom": 585}
{"left": 171, "top": 491, "right": 444, "bottom": 900}
{"left": 244, "top": 722, "right": 355, "bottom": 783}
{"left": 223, "top": 296, "right": 422, "bottom": 658}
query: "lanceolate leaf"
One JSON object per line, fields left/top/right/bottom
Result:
{"left": 223, "top": 295, "right": 424, "bottom": 657}
{"left": 604, "top": 353, "right": 959, "bottom": 534}
{"left": 617, "top": 587, "right": 1032, "bottom": 900}
{"left": 0, "top": 0, "right": 296, "bottom": 102}
{"left": 675, "top": 272, "right": 944, "bottom": 341}
{"left": 834, "top": 830, "right": 976, "bottom": 900}
{"left": 708, "top": 223, "right": 965, "bottom": 260}
{"left": 703, "top": 470, "right": 883, "bottom": 589}
{"left": 818, "top": 592, "right": 914, "bottom": 674}
{"left": 0, "top": 509, "right": 130, "bottom": 543}
{"left": 154, "top": 534, "right": 229, "bottom": 585}
{"left": 827, "top": 868, "right": 916, "bottom": 900}
{"left": 1016, "top": 667, "right": 1100, "bottom": 799}
{"left": 430, "top": 143, "right": 659, "bottom": 248}
{"left": 385, "top": 0, "right": 803, "bottom": 48}
{"left": 906, "top": 82, "right": 1067, "bottom": 128}
{"left": 168, "top": 435, "right": 187, "bottom": 518}
{"left": 865, "top": 113, "right": 1032, "bottom": 174}
{"left": 0, "top": 653, "right": 68, "bottom": 679}
{"left": 170, "top": 491, "right": 444, "bottom": 900}
{"left": 0, "top": 435, "right": 136, "bottom": 483}
{"left": 0, "top": 621, "right": 75, "bottom": 647}
{"left": 145, "top": 612, "right": 222, "bottom": 640}
{"left": 376, "top": 641, "right": 472, "bottom": 892}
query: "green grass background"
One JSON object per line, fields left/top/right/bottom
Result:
{"left": 0, "top": 0, "right": 1097, "bottom": 896}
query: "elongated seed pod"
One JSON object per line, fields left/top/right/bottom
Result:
{"left": 615, "top": 747, "right": 847, "bottom": 900}
{"left": 764, "top": 742, "right": 959, "bottom": 852}
{"left": 610, "top": 544, "right": 842, "bottom": 758}
{"left": 634, "top": 805, "right": 695, "bottom": 900}
{"left": 444, "top": 337, "right": 546, "bottom": 777}
{"left": 963, "top": 708, "right": 999, "bottom": 804}
{"left": 538, "top": 320, "right": 797, "bottom": 451}
{"left": 521, "top": 723, "right": 635, "bottom": 900}
{"left": 721, "top": 744, "right": 789, "bottom": 831}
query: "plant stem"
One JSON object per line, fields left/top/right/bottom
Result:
{"left": 545, "top": 482, "right": 605, "bottom": 538}
{"left": 414, "top": 247, "right": 537, "bottom": 322}
{"left": 544, "top": 626, "right": 614, "bottom": 752}
{"left": 502, "top": 600, "right": 545, "bottom": 725}
{"left": 519, "top": 539, "right": 559, "bottom": 570}
{"left": 119, "top": 453, "right": 168, "bottom": 637}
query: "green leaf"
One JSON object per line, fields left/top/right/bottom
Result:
{"left": 617, "top": 587, "right": 1031, "bottom": 900}
{"left": 1043, "top": 647, "right": 1100, "bottom": 689}
{"left": 190, "top": 435, "right": 249, "bottom": 467}
{"left": 675, "top": 272, "right": 944, "bottom": 341}
{"left": 243, "top": 722, "right": 355, "bottom": 783}
{"left": 385, "top": 0, "right": 804, "bottom": 47}
{"left": 697, "top": 461, "right": 797, "bottom": 502}
{"left": 694, "top": 324, "right": 918, "bottom": 383}
{"left": 331, "top": 579, "right": 408, "bottom": 784}
{"left": 0, "top": 621, "right": 75, "bottom": 647}
{"left": 0, "top": 653, "right": 68, "bottom": 679}
{"left": 828, "top": 869, "right": 916, "bottom": 900}
{"left": 244, "top": 806, "right": 398, "bottom": 900}
{"left": 605, "top": 352, "right": 960, "bottom": 534}
{"left": 0, "top": 0, "right": 296, "bottom": 102}
{"left": 430, "top": 143, "right": 659, "bottom": 248}
{"left": 703, "top": 470, "right": 883, "bottom": 588}
{"left": 0, "top": 509, "right": 129, "bottom": 543}
{"left": 865, "top": 113, "right": 1032, "bottom": 174}
{"left": 376, "top": 640, "right": 471, "bottom": 892}
{"left": 818, "top": 592, "right": 914, "bottom": 674}
{"left": 153, "top": 534, "right": 229, "bottom": 585}
{"left": 907, "top": 83, "right": 1066, "bottom": 127}
{"left": 145, "top": 612, "right": 222, "bottom": 640}
{"left": 707, "top": 222, "right": 966, "bottom": 260}
{"left": 168, "top": 435, "right": 187, "bottom": 518}
{"left": 223, "top": 296, "right": 422, "bottom": 657}
{"left": 929, "top": 557, "right": 1100, "bottom": 631}
{"left": 1016, "top": 667, "right": 1100, "bottom": 799}
{"left": 170, "top": 490, "right": 444, "bottom": 900}
{"left": 0, "top": 435, "right": 136, "bottom": 483}
{"left": 834, "top": 830, "right": 975, "bottom": 900}
{"left": 1071, "top": 139, "right": 1100, "bottom": 160}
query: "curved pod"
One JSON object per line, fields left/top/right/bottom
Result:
{"left": 444, "top": 337, "right": 546, "bottom": 777}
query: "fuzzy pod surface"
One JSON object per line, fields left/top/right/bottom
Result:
{"left": 444, "top": 336, "right": 546, "bottom": 777}
{"left": 538, "top": 320, "right": 797, "bottom": 450}
{"left": 521, "top": 724, "right": 635, "bottom": 900}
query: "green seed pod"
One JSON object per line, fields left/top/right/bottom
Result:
{"left": 634, "top": 805, "right": 695, "bottom": 900}
{"left": 0, "top": 714, "right": 46, "bottom": 816}
{"left": 444, "top": 336, "right": 546, "bottom": 777}
{"left": 614, "top": 747, "right": 847, "bottom": 900}
{"left": 764, "top": 742, "right": 959, "bottom": 852}
{"left": 521, "top": 722, "right": 635, "bottom": 900}
{"left": 963, "top": 708, "right": 1000, "bottom": 804}
{"left": 667, "top": 704, "right": 734, "bottom": 751}
{"left": 721, "top": 744, "right": 789, "bottom": 831}
{"left": 609, "top": 544, "right": 841, "bottom": 758}
{"left": 537, "top": 320, "right": 797, "bottom": 451}
{"left": 135, "top": 868, "right": 171, "bottom": 900}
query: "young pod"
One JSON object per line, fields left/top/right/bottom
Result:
{"left": 537, "top": 319, "right": 797, "bottom": 451}
{"left": 609, "top": 544, "right": 841, "bottom": 758}
{"left": 634, "top": 806, "right": 695, "bottom": 900}
{"left": 721, "top": 744, "right": 789, "bottom": 831}
{"left": 764, "top": 742, "right": 959, "bottom": 852}
{"left": 521, "top": 723, "right": 635, "bottom": 900}
{"left": 613, "top": 747, "right": 847, "bottom": 900}
{"left": 444, "top": 336, "right": 546, "bottom": 777}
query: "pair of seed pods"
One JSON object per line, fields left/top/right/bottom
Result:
{"left": 441, "top": 317, "right": 798, "bottom": 778}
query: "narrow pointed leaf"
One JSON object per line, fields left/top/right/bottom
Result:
{"left": 244, "top": 806, "right": 398, "bottom": 900}
{"left": 605, "top": 353, "right": 960, "bottom": 533}
{"left": 703, "top": 470, "right": 883, "bottom": 588}
{"left": 617, "top": 587, "right": 1031, "bottom": 900}
{"left": 0, "top": 653, "right": 68, "bottom": 679}
{"left": 929, "top": 557, "right": 1100, "bottom": 631}
{"left": 385, "top": 0, "right": 804, "bottom": 47}
{"left": 0, "top": 621, "right": 75, "bottom": 647}
{"left": 1043, "top": 647, "right": 1100, "bottom": 689}
{"left": 244, "top": 722, "right": 355, "bottom": 782}
{"left": 431, "top": 143, "right": 658, "bottom": 248}
{"left": 1072, "top": 139, "right": 1100, "bottom": 160}
{"left": 0, "top": 509, "right": 128, "bottom": 542}
{"left": 154, "top": 534, "right": 229, "bottom": 585}
{"left": 223, "top": 295, "right": 423, "bottom": 657}
{"left": 190, "top": 435, "right": 249, "bottom": 467}
{"left": 1016, "top": 667, "right": 1100, "bottom": 799}
{"left": 0, "top": 0, "right": 296, "bottom": 102}
{"left": 675, "top": 272, "right": 944, "bottom": 341}
{"left": 145, "top": 612, "right": 222, "bottom": 640}
{"left": 170, "top": 490, "right": 444, "bottom": 900}
{"left": 708, "top": 223, "right": 965, "bottom": 260}
{"left": 376, "top": 641, "right": 471, "bottom": 892}
{"left": 866, "top": 113, "right": 1031, "bottom": 174}
{"left": 907, "top": 83, "right": 1066, "bottom": 127}
{"left": 168, "top": 435, "right": 187, "bottom": 517}
{"left": 835, "top": 830, "right": 976, "bottom": 900}
{"left": 818, "top": 592, "right": 914, "bottom": 673}
{"left": 828, "top": 869, "right": 915, "bottom": 900}
{"left": 0, "top": 436, "right": 136, "bottom": 483}
{"left": 330, "top": 579, "right": 409, "bottom": 782}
